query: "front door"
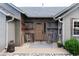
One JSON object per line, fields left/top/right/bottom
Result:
{"left": 34, "top": 23, "right": 44, "bottom": 41}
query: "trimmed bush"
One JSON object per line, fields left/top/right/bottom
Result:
{"left": 64, "top": 37, "right": 79, "bottom": 56}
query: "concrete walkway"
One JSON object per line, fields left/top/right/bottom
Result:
{"left": 0, "top": 42, "right": 71, "bottom": 56}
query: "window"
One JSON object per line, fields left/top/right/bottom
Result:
{"left": 25, "top": 22, "right": 33, "bottom": 30}
{"left": 47, "top": 22, "right": 57, "bottom": 28}
{"left": 48, "top": 22, "right": 53, "bottom": 27}
{"left": 73, "top": 19, "right": 79, "bottom": 36}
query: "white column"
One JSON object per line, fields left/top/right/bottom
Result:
{"left": 5, "top": 22, "right": 8, "bottom": 49}
{"left": 58, "top": 21, "right": 61, "bottom": 40}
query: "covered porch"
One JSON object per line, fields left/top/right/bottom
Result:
{"left": 21, "top": 17, "right": 60, "bottom": 43}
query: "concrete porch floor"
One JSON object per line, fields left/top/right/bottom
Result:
{"left": 0, "top": 42, "right": 70, "bottom": 56}
{"left": 22, "top": 41, "right": 58, "bottom": 48}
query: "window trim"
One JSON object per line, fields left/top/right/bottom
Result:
{"left": 72, "top": 19, "right": 79, "bottom": 36}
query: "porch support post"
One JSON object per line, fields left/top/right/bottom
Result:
{"left": 58, "top": 22, "right": 60, "bottom": 41}
{"left": 5, "top": 21, "right": 8, "bottom": 49}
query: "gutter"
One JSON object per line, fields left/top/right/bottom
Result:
{"left": 7, "top": 17, "right": 14, "bottom": 22}
{"left": 55, "top": 16, "right": 63, "bottom": 23}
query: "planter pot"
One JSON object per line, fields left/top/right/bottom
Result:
{"left": 57, "top": 43, "right": 63, "bottom": 48}
{"left": 7, "top": 40, "right": 15, "bottom": 53}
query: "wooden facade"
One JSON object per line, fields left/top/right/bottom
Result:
{"left": 22, "top": 17, "right": 58, "bottom": 42}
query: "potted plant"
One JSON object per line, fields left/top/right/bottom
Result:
{"left": 57, "top": 40, "right": 63, "bottom": 47}
{"left": 7, "top": 40, "right": 15, "bottom": 53}
{"left": 47, "top": 39, "right": 53, "bottom": 44}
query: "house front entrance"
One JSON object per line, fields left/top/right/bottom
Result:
{"left": 24, "top": 21, "right": 58, "bottom": 42}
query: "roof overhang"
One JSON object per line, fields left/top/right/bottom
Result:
{"left": 7, "top": 3, "right": 25, "bottom": 14}
{"left": 54, "top": 3, "right": 79, "bottom": 20}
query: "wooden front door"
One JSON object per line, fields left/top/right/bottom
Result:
{"left": 34, "top": 23, "right": 44, "bottom": 41}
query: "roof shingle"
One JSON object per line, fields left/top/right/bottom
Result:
{"left": 20, "top": 7, "right": 66, "bottom": 17}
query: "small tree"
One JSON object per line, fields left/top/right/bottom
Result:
{"left": 64, "top": 37, "right": 79, "bottom": 56}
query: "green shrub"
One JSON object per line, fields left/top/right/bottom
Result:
{"left": 64, "top": 37, "right": 79, "bottom": 56}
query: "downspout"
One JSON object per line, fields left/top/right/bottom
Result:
{"left": 5, "top": 17, "right": 14, "bottom": 49}
{"left": 56, "top": 17, "right": 63, "bottom": 44}
{"left": 58, "top": 17, "right": 63, "bottom": 23}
